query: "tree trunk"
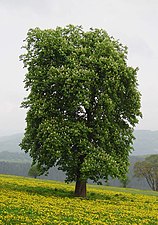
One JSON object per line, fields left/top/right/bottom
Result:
{"left": 74, "top": 180, "right": 87, "bottom": 197}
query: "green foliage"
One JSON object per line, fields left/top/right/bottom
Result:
{"left": 28, "top": 165, "right": 41, "bottom": 178}
{"left": 134, "top": 154, "right": 158, "bottom": 191}
{"left": 146, "top": 154, "right": 158, "bottom": 165}
{"left": 20, "top": 25, "right": 141, "bottom": 186}
{"left": 119, "top": 176, "right": 130, "bottom": 188}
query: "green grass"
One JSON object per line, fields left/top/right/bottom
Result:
{"left": 88, "top": 183, "right": 158, "bottom": 197}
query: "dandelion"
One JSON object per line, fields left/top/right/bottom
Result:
{"left": 0, "top": 174, "right": 158, "bottom": 225}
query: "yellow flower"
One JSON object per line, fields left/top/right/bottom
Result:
{"left": 0, "top": 174, "right": 158, "bottom": 225}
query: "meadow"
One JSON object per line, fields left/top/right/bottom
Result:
{"left": 0, "top": 174, "right": 158, "bottom": 224}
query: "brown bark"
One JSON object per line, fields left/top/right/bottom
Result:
{"left": 74, "top": 180, "right": 87, "bottom": 197}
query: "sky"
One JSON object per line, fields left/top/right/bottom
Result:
{"left": 0, "top": 0, "right": 158, "bottom": 136}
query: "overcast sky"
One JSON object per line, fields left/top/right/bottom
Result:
{"left": 0, "top": 0, "right": 158, "bottom": 136}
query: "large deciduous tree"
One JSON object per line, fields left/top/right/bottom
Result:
{"left": 134, "top": 155, "right": 158, "bottom": 191}
{"left": 20, "top": 25, "right": 141, "bottom": 197}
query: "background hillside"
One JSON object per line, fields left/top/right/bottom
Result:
{"left": 0, "top": 153, "right": 152, "bottom": 190}
{"left": 0, "top": 133, "right": 22, "bottom": 153}
{"left": 133, "top": 130, "right": 158, "bottom": 155}
{"left": 0, "top": 130, "right": 158, "bottom": 191}
{"left": 0, "top": 130, "right": 158, "bottom": 155}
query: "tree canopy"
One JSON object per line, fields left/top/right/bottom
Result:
{"left": 134, "top": 154, "right": 158, "bottom": 191}
{"left": 20, "top": 25, "right": 141, "bottom": 197}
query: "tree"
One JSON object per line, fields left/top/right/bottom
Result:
{"left": 20, "top": 25, "right": 141, "bottom": 197}
{"left": 134, "top": 155, "right": 158, "bottom": 191}
{"left": 119, "top": 176, "right": 130, "bottom": 188}
{"left": 28, "top": 165, "right": 41, "bottom": 179}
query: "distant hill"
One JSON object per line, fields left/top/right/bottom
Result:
{"left": 133, "top": 130, "right": 158, "bottom": 155}
{"left": 0, "top": 133, "right": 23, "bottom": 153}
{"left": 0, "top": 151, "right": 31, "bottom": 162}
{"left": 0, "top": 130, "right": 157, "bottom": 191}
{"left": 0, "top": 130, "right": 158, "bottom": 155}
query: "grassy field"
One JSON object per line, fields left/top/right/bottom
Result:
{"left": 0, "top": 174, "right": 158, "bottom": 224}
